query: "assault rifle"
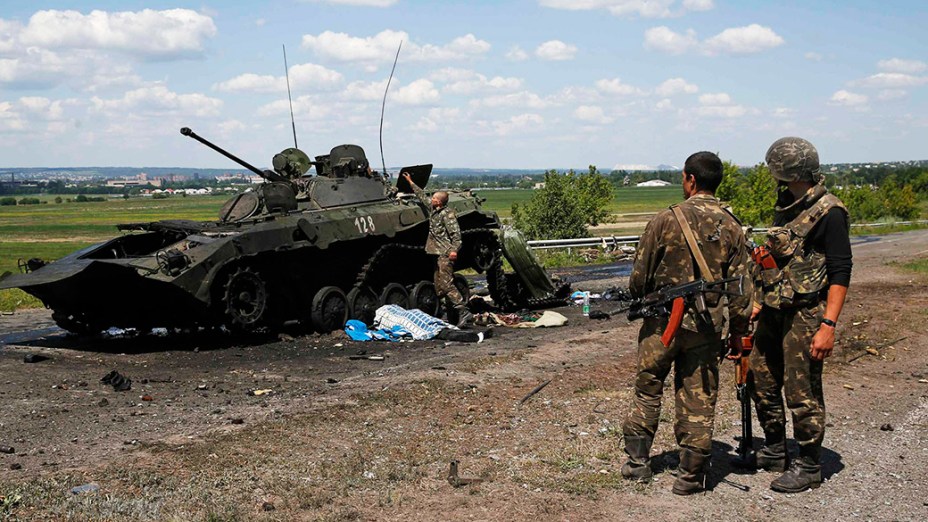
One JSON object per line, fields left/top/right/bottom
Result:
{"left": 727, "top": 334, "right": 755, "bottom": 467}
{"left": 591, "top": 275, "right": 745, "bottom": 347}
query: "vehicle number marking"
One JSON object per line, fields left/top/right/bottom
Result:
{"left": 354, "top": 216, "right": 376, "bottom": 234}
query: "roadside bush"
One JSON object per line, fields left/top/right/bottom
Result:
{"left": 511, "top": 166, "right": 613, "bottom": 240}
{"left": 0, "top": 197, "right": 16, "bottom": 206}
{"left": 152, "top": 193, "right": 170, "bottom": 199}
{"left": 717, "top": 162, "right": 777, "bottom": 226}
{"left": 54, "top": 196, "right": 63, "bottom": 204}
{"left": 17, "top": 197, "right": 41, "bottom": 205}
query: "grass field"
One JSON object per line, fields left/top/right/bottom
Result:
{"left": 478, "top": 186, "right": 680, "bottom": 217}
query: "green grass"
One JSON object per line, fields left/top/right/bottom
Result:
{"left": 477, "top": 186, "right": 680, "bottom": 218}
{"left": 901, "top": 257, "right": 928, "bottom": 274}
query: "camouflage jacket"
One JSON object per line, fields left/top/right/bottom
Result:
{"left": 630, "top": 193, "right": 753, "bottom": 335}
{"left": 410, "top": 183, "right": 462, "bottom": 256}
{"left": 757, "top": 184, "right": 848, "bottom": 309}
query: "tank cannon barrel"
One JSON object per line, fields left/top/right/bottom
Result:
{"left": 180, "top": 127, "right": 286, "bottom": 183}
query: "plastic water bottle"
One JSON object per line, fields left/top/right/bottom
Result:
{"left": 582, "top": 292, "right": 590, "bottom": 316}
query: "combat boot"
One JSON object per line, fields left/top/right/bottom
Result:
{"left": 620, "top": 435, "right": 653, "bottom": 481}
{"left": 755, "top": 441, "right": 789, "bottom": 472}
{"left": 672, "top": 448, "right": 709, "bottom": 495}
{"left": 454, "top": 306, "right": 474, "bottom": 328}
{"left": 771, "top": 446, "right": 821, "bottom": 493}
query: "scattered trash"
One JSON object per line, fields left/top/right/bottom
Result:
{"left": 919, "top": 379, "right": 928, "bottom": 384}
{"left": 97, "top": 398, "right": 109, "bottom": 407}
{"left": 70, "top": 484, "right": 100, "bottom": 495}
{"left": 230, "top": 418, "right": 245, "bottom": 425}
{"left": 196, "top": 384, "right": 208, "bottom": 390}
{"left": 865, "top": 347, "right": 879, "bottom": 356}
{"left": 334, "top": 343, "right": 343, "bottom": 348}
{"left": 278, "top": 333, "right": 294, "bottom": 342}
{"left": 23, "top": 354, "right": 49, "bottom": 364}
{"left": 0, "top": 446, "right": 14, "bottom": 455}
{"left": 880, "top": 424, "right": 894, "bottom": 431}
{"left": 262, "top": 501, "right": 275, "bottom": 512}
{"left": 9, "top": 463, "right": 22, "bottom": 470}
{"left": 250, "top": 389, "right": 273, "bottom": 396}
{"left": 100, "top": 370, "right": 132, "bottom": 391}
{"left": 512, "top": 311, "right": 568, "bottom": 328}
{"left": 141, "top": 395, "right": 154, "bottom": 402}
{"left": 447, "top": 460, "right": 484, "bottom": 487}
{"left": 325, "top": 378, "right": 339, "bottom": 384}
{"left": 843, "top": 384, "right": 855, "bottom": 390}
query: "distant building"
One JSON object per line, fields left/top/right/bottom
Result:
{"left": 636, "top": 180, "right": 672, "bottom": 187}
{"left": 105, "top": 172, "right": 162, "bottom": 188}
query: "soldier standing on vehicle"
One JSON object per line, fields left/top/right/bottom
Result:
{"left": 402, "top": 172, "right": 473, "bottom": 327}
{"left": 621, "top": 151, "right": 752, "bottom": 495}
{"left": 744, "top": 137, "right": 852, "bottom": 493}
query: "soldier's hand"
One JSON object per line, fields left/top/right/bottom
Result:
{"left": 402, "top": 172, "right": 411, "bottom": 181}
{"left": 448, "top": 251, "right": 458, "bottom": 262}
{"left": 750, "top": 305, "right": 762, "bottom": 324}
{"left": 810, "top": 324, "right": 835, "bottom": 361}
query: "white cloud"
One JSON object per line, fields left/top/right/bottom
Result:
{"left": 804, "top": 52, "right": 823, "bottom": 62}
{"left": 506, "top": 46, "right": 528, "bottom": 61}
{"left": 655, "top": 98, "right": 673, "bottom": 111}
{"left": 535, "top": 40, "right": 578, "bottom": 61}
{"left": 854, "top": 73, "right": 928, "bottom": 89}
{"left": 574, "top": 105, "right": 613, "bottom": 124}
{"left": 214, "top": 64, "right": 343, "bottom": 93}
{"left": 301, "top": 30, "right": 490, "bottom": 65}
{"left": 91, "top": 85, "right": 223, "bottom": 117}
{"left": 655, "top": 77, "right": 698, "bottom": 96}
{"left": 702, "top": 24, "right": 784, "bottom": 55}
{"left": 772, "top": 107, "right": 795, "bottom": 118}
{"left": 217, "top": 119, "right": 247, "bottom": 134}
{"left": 644, "top": 27, "right": 697, "bottom": 54}
{"left": 877, "top": 58, "right": 926, "bottom": 74}
{"left": 430, "top": 68, "right": 522, "bottom": 95}
{"left": 877, "top": 89, "right": 907, "bottom": 101}
{"left": 471, "top": 91, "right": 552, "bottom": 109}
{"left": 394, "top": 79, "right": 440, "bottom": 105}
{"left": 19, "top": 96, "right": 65, "bottom": 119}
{"left": 829, "top": 89, "right": 868, "bottom": 107}
{"left": 411, "top": 107, "right": 461, "bottom": 132}
{"left": 595, "top": 78, "right": 642, "bottom": 96}
{"left": 693, "top": 105, "right": 747, "bottom": 118}
{"left": 342, "top": 79, "right": 389, "bottom": 101}
{"left": 539, "top": 0, "right": 714, "bottom": 18}
{"left": 698, "top": 92, "right": 731, "bottom": 105}
{"left": 646, "top": 24, "right": 783, "bottom": 56}
{"left": 481, "top": 113, "right": 544, "bottom": 136}
{"left": 301, "top": 0, "right": 398, "bottom": 6}
{"left": 255, "top": 18, "right": 266, "bottom": 27}
{"left": 19, "top": 9, "right": 216, "bottom": 59}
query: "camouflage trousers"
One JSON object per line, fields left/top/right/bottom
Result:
{"left": 749, "top": 302, "right": 826, "bottom": 460}
{"left": 434, "top": 255, "right": 464, "bottom": 308}
{"left": 623, "top": 318, "right": 722, "bottom": 453}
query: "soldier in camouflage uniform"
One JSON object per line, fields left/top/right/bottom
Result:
{"left": 621, "top": 152, "right": 753, "bottom": 495}
{"left": 402, "top": 172, "right": 473, "bottom": 327}
{"left": 744, "top": 137, "right": 852, "bottom": 493}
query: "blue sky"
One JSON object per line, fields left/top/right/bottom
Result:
{"left": 1, "top": 0, "right": 925, "bottom": 170}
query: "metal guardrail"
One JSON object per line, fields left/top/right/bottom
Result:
{"left": 527, "top": 220, "right": 928, "bottom": 250}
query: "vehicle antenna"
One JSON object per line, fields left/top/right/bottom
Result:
{"left": 283, "top": 44, "right": 298, "bottom": 149}
{"left": 379, "top": 41, "right": 402, "bottom": 178}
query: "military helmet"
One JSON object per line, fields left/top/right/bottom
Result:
{"left": 765, "top": 137, "right": 820, "bottom": 183}
{"left": 272, "top": 148, "right": 311, "bottom": 179}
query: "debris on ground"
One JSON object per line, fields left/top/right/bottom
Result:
{"left": 100, "top": 370, "right": 132, "bottom": 391}
{"left": 23, "top": 353, "right": 49, "bottom": 363}
{"left": 447, "top": 460, "right": 484, "bottom": 487}
{"left": 249, "top": 389, "right": 273, "bottom": 396}
{"left": 880, "top": 424, "right": 894, "bottom": 431}
{"left": 0, "top": 445, "right": 14, "bottom": 454}
{"left": 70, "top": 484, "right": 100, "bottom": 495}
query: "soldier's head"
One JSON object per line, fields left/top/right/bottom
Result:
{"left": 765, "top": 137, "right": 821, "bottom": 184}
{"left": 682, "top": 151, "right": 723, "bottom": 198}
{"left": 431, "top": 191, "right": 449, "bottom": 209}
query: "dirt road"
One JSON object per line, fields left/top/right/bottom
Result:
{"left": 1, "top": 230, "right": 926, "bottom": 521}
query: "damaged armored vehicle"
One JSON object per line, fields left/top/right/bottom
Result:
{"left": 0, "top": 128, "right": 569, "bottom": 335}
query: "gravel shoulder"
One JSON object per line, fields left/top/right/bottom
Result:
{"left": 1, "top": 230, "right": 927, "bottom": 521}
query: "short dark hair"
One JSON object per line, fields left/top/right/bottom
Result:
{"left": 684, "top": 151, "right": 723, "bottom": 192}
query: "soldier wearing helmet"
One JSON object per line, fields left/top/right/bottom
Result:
{"left": 738, "top": 137, "right": 852, "bottom": 493}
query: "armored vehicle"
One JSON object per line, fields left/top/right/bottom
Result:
{"left": 0, "top": 128, "right": 568, "bottom": 335}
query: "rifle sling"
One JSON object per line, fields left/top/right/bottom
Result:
{"left": 671, "top": 205, "right": 716, "bottom": 283}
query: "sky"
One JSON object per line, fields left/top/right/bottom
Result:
{"left": 0, "top": 0, "right": 926, "bottom": 170}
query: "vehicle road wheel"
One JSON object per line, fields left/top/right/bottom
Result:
{"left": 347, "top": 286, "right": 378, "bottom": 326}
{"left": 311, "top": 286, "right": 348, "bottom": 333}
{"left": 409, "top": 281, "right": 439, "bottom": 316}
{"left": 380, "top": 282, "right": 409, "bottom": 309}
{"left": 223, "top": 267, "right": 268, "bottom": 331}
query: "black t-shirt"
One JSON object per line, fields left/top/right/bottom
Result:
{"left": 807, "top": 207, "right": 853, "bottom": 287}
